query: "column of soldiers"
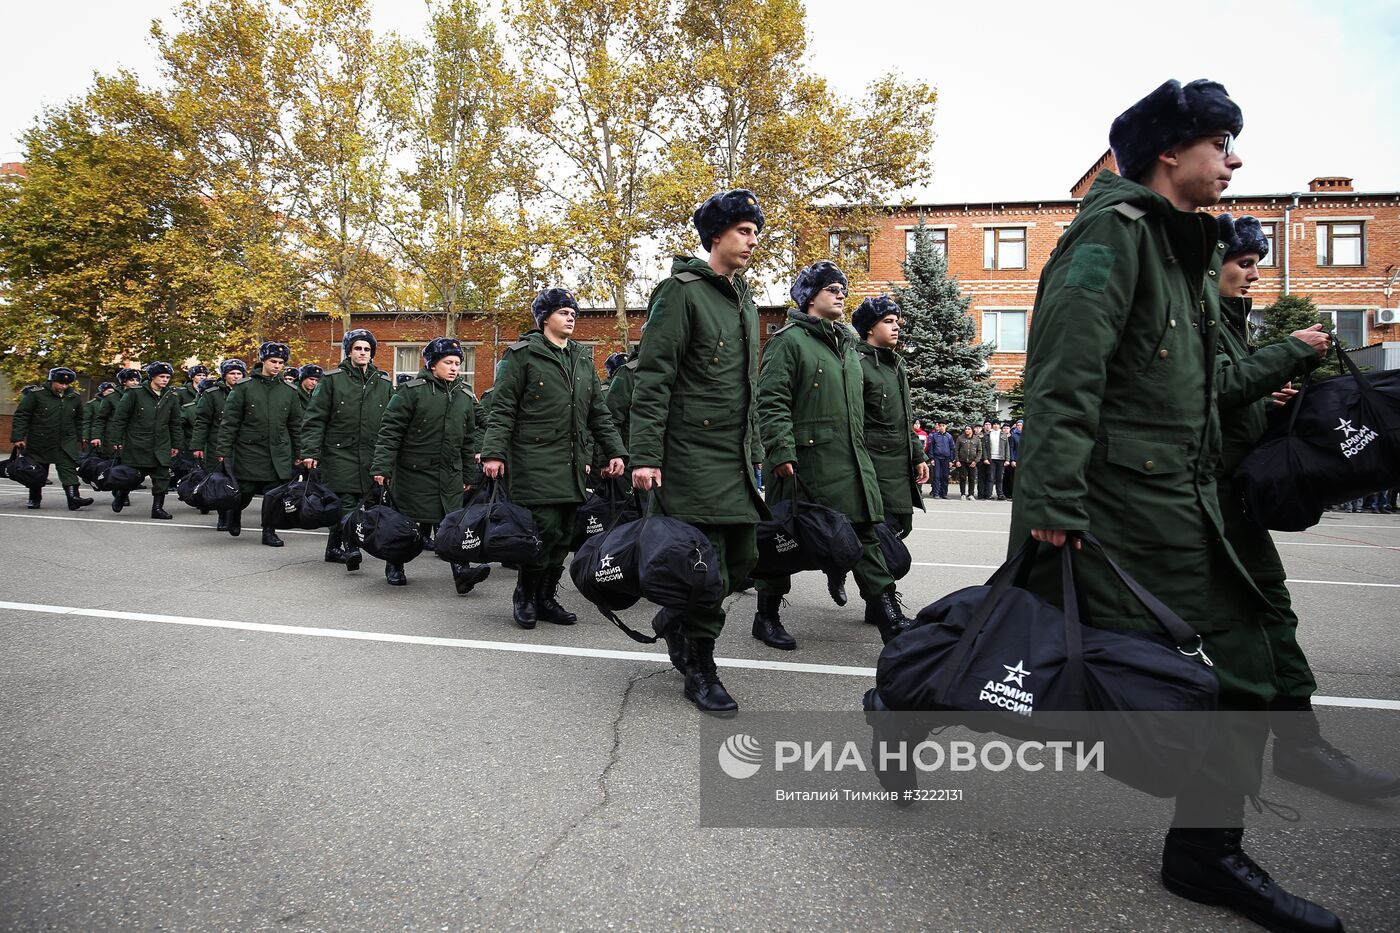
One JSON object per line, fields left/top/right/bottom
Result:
{"left": 10, "top": 114, "right": 1397, "bottom": 930}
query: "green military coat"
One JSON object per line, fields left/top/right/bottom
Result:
{"left": 296, "top": 385, "right": 314, "bottom": 411}
{"left": 217, "top": 372, "right": 303, "bottom": 483}
{"left": 174, "top": 382, "right": 202, "bottom": 449}
{"left": 91, "top": 386, "right": 128, "bottom": 452}
{"left": 11, "top": 384, "right": 83, "bottom": 467}
{"left": 606, "top": 356, "right": 639, "bottom": 450}
{"left": 629, "top": 256, "right": 768, "bottom": 525}
{"left": 300, "top": 358, "right": 393, "bottom": 497}
{"left": 1008, "top": 170, "right": 1279, "bottom": 700}
{"left": 757, "top": 311, "right": 883, "bottom": 523}
{"left": 81, "top": 394, "right": 108, "bottom": 444}
{"left": 481, "top": 331, "right": 624, "bottom": 506}
{"left": 192, "top": 383, "right": 236, "bottom": 462}
{"left": 1215, "top": 295, "right": 1318, "bottom": 580}
{"left": 370, "top": 370, "right": 478, "bottom": 523}
{"left": 108, "top": 382, "right": 183, "bottom": 469}
{"left": 855, "top": 341, "right": 927, "bottom": 517}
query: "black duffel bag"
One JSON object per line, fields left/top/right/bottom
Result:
{"left": 874, "top": 532, "right": 1219, "bottom": 798}
{"left": 876, "top": 518, "right": 912, "bottom": 580}
{"left": 77, "top": 452, "right": 111, "bottom": 487}
{"left": 571, "top": 476, "right": 641, "bottom": 551}
{"left": 1235, "top": 342, "right": 1400, "bottom": 531}
{"left": 754, "top": 473, "right": 862, "bottom": 577}
{"left": 194, "top": 458, "right": 242, "bottom": 512}
{"left": 261, "top": 469, "right": 342, "bottom": 530}
{"left": 175, "top": 462, "right": 210, "bottom": 508}
{"left": 95, "top": 453, "right": 143, "bottom": 493}
{"left": 2, "top": 446, "right": 49, "bottom": 489}
{"left": 342, "top": 485, "right": 423, "bottom": 564}
{"left": 436, "top": 478, "right": 541, "bottom": 565}
{"left": 571, "top": 488, "right": 724, "bottom": 643}
{"left": 169, "top": 451, "right": 200, "bottom": 483}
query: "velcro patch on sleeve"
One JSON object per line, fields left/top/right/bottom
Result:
{"left": 1064, "top": 243, "right": 1115, "bottom": 292}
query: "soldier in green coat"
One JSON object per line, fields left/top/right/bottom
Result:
{"left": 191, "top": 360, "right": 246, "bottom": 530}
{"left": 217, "top": 343, "right": 303, "bottom": 546}
{"left": 173, "top": 365, "right": 207, "bottom": 452}
{"left": 753, "top": 262, "right": 902, "bottom": 649}
{"left": 107, "top": 362, "right": 183, "bottom": 518}
{"left": 630, "top": 190, "right": 770, "bottom": 713}
{"left": 371, "top": 337, "right": 482, "bottom": 590}
{"left": 1214, "top": 216, "right": 1398, "bottom": 802}
{"left": 89, "top": 368, "right": 142, "bottom": 458}
{"left": 482, "top": 289, "right": 627, "bottom": 628}
{"left": 1007, "top": 80, "right": 1343, "bottom": 931}
{"left": 10, "top": 367, "right": 92, "bottom": 510}
{"left": 82, "top": 382, "right": 115, "bottom": 449}
{"left": 296, "top": 365, "right": 322, "bottom": 411}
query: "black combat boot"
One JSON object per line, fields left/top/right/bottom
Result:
{"left": 535, "top": 567, "right": 577, "bottom": 625}
{"left": 26, "top": 487, "right": 42, "bottom": 509}
{"left": 863, "top": 688, "right": 918, "bottom": 801}
{"left": 451, "top": 562, "right": 491, "bottom": 595}
{"left": 651, "top": 608, "right": 690, "bottom": 675}
{"left": 827, "top": 571, "right": 849, "bottom": 607}
{"left": 324, "top": 525, "right": 346, "bottom": 564}
{"left": 216, "top": 509, "right": 229, "bottom": 532}
{"left": 150, "top": 494, "right": 172, "bottom": 520}
{"left": 1161, "top": 828, "right": 1344, "bottom": 932}
{"left": 1271, "top": 696, "right": 1400, "bottom": 800}
{"left": 513, "top": 569, "right": 539, "bottom": 628}
{"left": 261, "top": 527, "right": 284, "bottom": 547}
{"left": 684, "top": 637, "right": 737, "bottom": 713}
{"left": 111, "top": 490, "right": 125, "bottom": 513}
{"left": 865, "top": 584, "right": 909, "bottom": 645}
{"left": 64, "top": 485, "right": 93, "bottom": 510}
{"left": 343, "top": 537, "right": 362, "bottom": 572}
{"left": 384, "top": 562, "right": 407, "bottom": 586}
{"left": 752, "top": 593, "right": 795, "bottom": 650}
{"left": 227, "top": 507, "right": 241, "bottom": 536}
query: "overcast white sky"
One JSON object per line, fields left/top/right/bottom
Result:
{"left": 3, "top": 0, "right": 1398, "bottom": 201}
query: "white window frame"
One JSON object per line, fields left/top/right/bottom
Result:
{"left": 828, "top": 230, "right": 871, "bottom": 272}
{"left": 1258, "top": 221, "right": 1277, "bottom": 268}
{"left": 904, "top": 226, "right": 948, "bottom": 259}
{"left": 983, "top": 227, "right": 1027, "bottom": 270}
{"left": 1317, "top": 222, "right": 1365, "bottom": 267}
{"left": 981, "top": 308, "right": 1029, "bottom": 353}
{"left": 1318, "top": 307, "right": 1368, "bottom": 349}
{"left": 390, "top": 341, "right": 478, "bottom": 388}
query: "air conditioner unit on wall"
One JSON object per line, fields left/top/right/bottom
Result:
{"left": 1376, "top": 308, "right": 1400, "bottom": 326}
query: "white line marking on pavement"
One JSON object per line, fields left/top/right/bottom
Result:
{"left": 913, "top": 526, "right": 1400, "bottom": 551}
{"left": 1285, "top": 578, "right": 1400, "bottom": 588}
{"left": 912, "top": 561, "right": 999, "bottom": 570}
{"left": 0, "top": 600, "right": 1395, "bottom": 710}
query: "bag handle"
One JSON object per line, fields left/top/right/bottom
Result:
{"left": 1075, "top": 531, "right": 1211, "bottom": 661}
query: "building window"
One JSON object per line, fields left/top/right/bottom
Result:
{"left": 983, "top": 227, "right": 1026, "bottom": 270}
{"left": 1258, "top": 222, "right": 1277, "bottom": 268}
{"left": 981, "top": 310, "right": 1028, "bottom": 353}
{"left": 1317, "top": 222, "right": 1364, "bottom": 266}
{"left": 905, "top": 227, "right": 947, "bottom": 259}
{"left": 393, "top": 343, "right": 477, "bottom": 389}
{"left": 1320, "top": 309, "right": 1366, "bottom": 349}
{"left": 829, "top": 231, "right": 870, "bottom": 272}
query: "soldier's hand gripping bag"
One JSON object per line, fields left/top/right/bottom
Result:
{"left": 2, "top": 446, "right": 49, "bottom": 489}
{"left": 436, "top": 478, "right": 541, "bottom": 565}
{"left": 1235, "top": 342, "right": 1400, "bottom": 531}
{"left": 169, "top": 451, "right": 199, "bottom": 483}
{"left": 342, "top": 484, "right": 423, "bottom": 564}
{"left": 873, "top": 533, "right": 1219, "bottom": 798}
{"left": 754, "top": 474, "right": 862, "bottom": 576}
{"left": 175, "top": 462, "right": 210, "bottom": 507}
{"left": 570, "top": 499, "right": 647, "bottom": 620}
{"left": 875, "top": 518, "right": 912, "bottom": 580}
{"left": 262, "top": 469, "right": 342, "bottom": 530}
{"left": 96, "top": 453, "right": 143, "bottom": 493}
{"left": 194, "top": 457, "right": 241, "bottom": 512}
{"left": 570, "top": 476, "right": 641, "bottom": 551}
{"left": 77, "top": 452, "right": 111, "bottom": 488}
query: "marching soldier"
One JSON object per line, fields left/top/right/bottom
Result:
{"left": 282, "top": 366, "right": 300, "bottom": 388}
{"left": 107, "top": 362, "right": 183, "bottom": 519}
{"left": 300, "top": 329, "right": 393, "bottom": 574}
{"left": 175, "top": 365, "right": 208, "bottom": 408}
{"left": 296, "top": 364, "right": 323, "bottom": 411}
{"left": 629, "top": 189, "right": 770, "bottom": 713}
{"left": 604, "top": 345, "right": 640, "bottom": 447}
{"left": 1009, "top": 79, "right": 1343, "bottom": 931}
{"left": 82, "top": 382, "right": 116, "bottom": 449}
{"left": 90, "top": 367, "right": 142, "bottom": 457}
{"left": 191, "top": 360, "right": 246, "bottom": 530}
{"left": 1214, "top": 215, "right": 1399, "bottom": 801}
{"left": 752, "top": 263, "right": 904, "bottom": 649}
{"left": 217, "top": 342, "right": 303, "bottom": 545}
{"left": 481, "top": 288, "right": 626, "bottom": 627}
{"left": 10, "top": 367, "right": 92, "bottom": 510}
{"left": 394, "top": 373, "right": 414, "bottom": 393}
{"left": 370, "top": 337, "right": 484, "bottom": 590}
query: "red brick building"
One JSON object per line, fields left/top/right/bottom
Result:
{"left": 836, "top": 153, "right": 1400, "bottom": 415}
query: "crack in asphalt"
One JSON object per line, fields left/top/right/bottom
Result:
{"left": 214, "top": 557, "right": 323, "bottom": 583}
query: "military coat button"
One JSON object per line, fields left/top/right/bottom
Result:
{"left": 1158, "top": 349, "right": 1169, "bottom": 359}
{"left": 1144, "top": 460, "right": 1154, "bottom": 470}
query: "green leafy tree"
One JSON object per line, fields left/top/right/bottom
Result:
{"left": 894, "top": 224, "right": 995, "bottom": 425}
{"left": 1001, "top": 378, "right": 1026, "bottom": 421}
{"left": 1253, "top": 294, "right": 1344, "bottom": 379}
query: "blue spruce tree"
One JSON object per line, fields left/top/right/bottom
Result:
{"left": 893, "top": 223, "right": 996, "bottom": 425}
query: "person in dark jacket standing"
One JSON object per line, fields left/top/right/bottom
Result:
{"left": 1001, "top": 423, "right": 1018, "bottom": 500}
{"left": 91, "top": 368, "right": 142, "bottom": 458}
{"left": 296, "top": 365, "right": 323, "bottom": 411}
{"left": 217, "top": 342, "right": 303, "bottom": 545}
{"left": 107, "top": 361, "right": 183, "bottom": 518}
{"left": 630, "top": 189, "right": 770, "bottom": 713}
{"left": 371, "top": 337, "right": 483, "bottom": 590}
{"left": 192, "top": 360, "right": 246, "bottom": 530}
{"left": 482, "top": 289, "right": 626, "bottom": 627}
{"left": 952, "top": 426, "right": 979, "bottom": 500}
{"left": 929, "top": 419, "right": 955, "bottom": 499}
{"left": 1214, "top": 215, "right": 1397, "bottom": 802}
{"left": 752, "top": 263, "right": 902, "bottom": 649}
{"left": 1008, "top": 80, "right": 1343, "bottom": 932}
{"left": 11, "top": 367, "right": 91, "bottom": 510}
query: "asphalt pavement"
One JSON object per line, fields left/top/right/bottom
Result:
{"left": 1, "top": 483, "right": 1397, "bottom": 932}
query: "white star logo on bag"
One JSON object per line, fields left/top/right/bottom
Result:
{"left": 1335, "top": 418, "right": 1359, "bottom": 438}
{"left": 1002, "top": 660, "right": 1031, "bottom": 688}
{"left": 599, "top": 554, "right": 614, "bottom": 570}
